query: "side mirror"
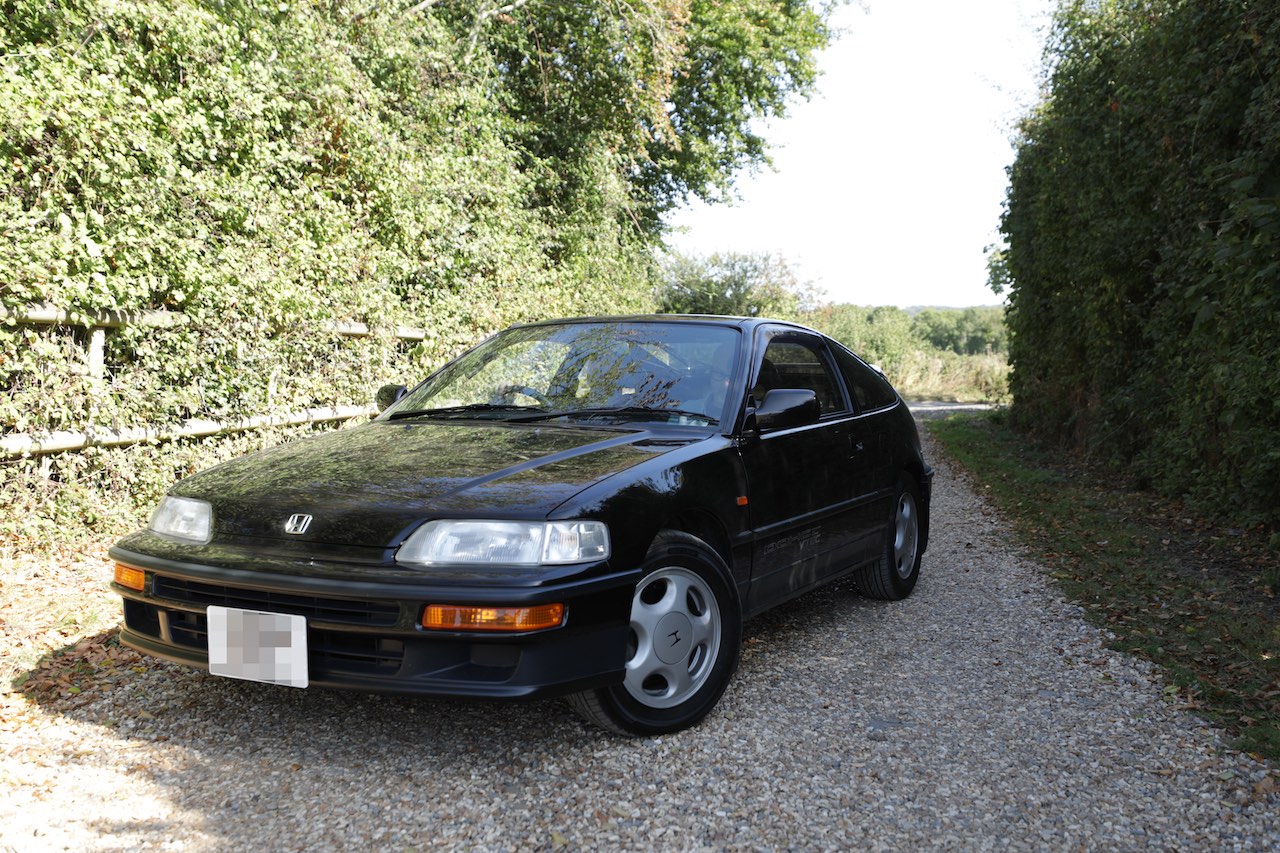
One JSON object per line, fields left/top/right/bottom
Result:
{"left": 375, "top": 383, "right": 408, "bottom": 413}
{"left": 754, "top": 389, "right": 820, "bottom": 431}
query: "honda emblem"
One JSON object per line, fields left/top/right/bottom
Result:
{"left": 284, "top": 514, "right": 313, "bottom": 535}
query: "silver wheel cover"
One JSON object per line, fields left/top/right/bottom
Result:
{"left": 893, "top": 491, "right": 920, "bottom": 580}
{"left": 624, "top": 566, "right": 722, "bottom": 709}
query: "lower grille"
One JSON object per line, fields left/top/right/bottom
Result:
{"left": 153, "top": 576, "right": 400, "bottom": 627}
{"left": 125, "top": 603, "right": 406, "bottom": 676}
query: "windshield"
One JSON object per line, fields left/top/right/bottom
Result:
{"left": 383, "top": 321, "right": 741, "bottom": 426}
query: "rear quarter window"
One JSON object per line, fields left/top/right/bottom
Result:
{"left": 832, "top": 345, "right": 899, "bottom": 413}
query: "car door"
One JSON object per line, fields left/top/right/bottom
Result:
{"left": 828, "top": 343, "right": 903, "bottom": 569}
{"left": 738, "top": 328, "right": 861, "bottom": 614}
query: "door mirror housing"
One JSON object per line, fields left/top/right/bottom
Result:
{"left": 375, "top": 383, "right": 408, "bottom": 413}
{"left": 754, "top": 389, "right": 820, "bottom": 431}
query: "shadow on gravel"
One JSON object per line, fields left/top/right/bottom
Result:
{"left": 12, "top": 577, "right": 895, "bottom": 847}
{"left": 15, "top": 623, "right": 590, "bottom": 742}
{"left": 16, "top": 576, "right": 885, "bottom": 729}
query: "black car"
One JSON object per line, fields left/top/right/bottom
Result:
{"left": 111, "top": 315, "right": 932, "bottom": 735}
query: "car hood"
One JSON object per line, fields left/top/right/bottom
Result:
{"left": 172, "top": 420, "right": 680, "bottom": 547}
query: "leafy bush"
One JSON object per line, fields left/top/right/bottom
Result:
{"left": 803, "top": 304, "right": 922, "bottom": 375}
{"left": 999, "top": 0, "right": 1280, "bottom": 528}
{"left": 1, "top": 1, "right": 651, "bottom": 425}
{"left": 891, "top": 350, "right": 1010, "bottom": 404}
{"left": 0, "top": 0, "right": 836, "bottom": 547}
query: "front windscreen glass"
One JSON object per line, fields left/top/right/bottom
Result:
{"left": 383, "top": 322, "right": 740, "bottom": 426}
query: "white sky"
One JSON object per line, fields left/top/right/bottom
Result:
{"left": 663, "top": 0, "right": 1056, "bottom": 308}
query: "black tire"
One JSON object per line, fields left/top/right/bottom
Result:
{"left": 567, "top": 530, "right": 741, "bottom": 736}
{"left": 854, "top": 474, "right": 923, "bottom": 601}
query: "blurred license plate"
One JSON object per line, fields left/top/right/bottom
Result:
{"left": 207, "top": 605, "right": 308, "bottom": 688}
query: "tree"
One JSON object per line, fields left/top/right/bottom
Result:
{"left": 912, "top": 307, "right": 1007, "bottom": 355}
{"left": 636, "top": 0, "right": 831, "bottom": 215}
{"left": 459, "top": 0, "right": 834, "bottom": 235}
{"left": 656, "top": 251, "right": 816, "bottom": 317}
{"left": 804, "top": 304, "right": 922, "bottom": 372}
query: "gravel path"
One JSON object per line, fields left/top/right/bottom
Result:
{"left": 2, "top": 426, "right": 1277, "bottom": 851}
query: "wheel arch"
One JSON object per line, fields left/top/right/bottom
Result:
{"left": 903, "top": 461, "right": 932, "bottom": 555}
{"left": 660, "top": 508, "right": 734, "bottom": 578}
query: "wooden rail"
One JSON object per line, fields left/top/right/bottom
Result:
{"left": 1, "top": 406, "right": 376, "bottom": 459}
{"left": 2, "top": 305, "right": 410, "bottom": 459}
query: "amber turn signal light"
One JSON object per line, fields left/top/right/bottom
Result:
{"left": 422, "top": 603, "right": 565, "bottom": 632}
{"left": 113, "top": 563, "right": 146, "bottom": 591}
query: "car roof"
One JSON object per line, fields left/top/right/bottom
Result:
{"left": 510, "top": 314, "right": 822, "bottom": 336}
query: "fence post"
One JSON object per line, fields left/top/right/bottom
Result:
{"left": 4, "top": 304, "right": 429, "bottom": 460}
{"left": 88, "top": 327, "right": 106, "bottom": 379}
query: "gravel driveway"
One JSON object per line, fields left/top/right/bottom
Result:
{"left": 2, "top": 425, "right": 1277, "bottom": 851}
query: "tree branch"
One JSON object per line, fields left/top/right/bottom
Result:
{"left": 480, "top": 0, "right": 534, "bottom": 20}
{"left": 399, "top": 0, "right": 447, "bottom": 18}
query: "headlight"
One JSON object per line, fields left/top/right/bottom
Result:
{"left": 148, "top": 496, "right": 213, "bottom": 544}
{"left": 397, "top": 520, "right": 610, "bottom": 567}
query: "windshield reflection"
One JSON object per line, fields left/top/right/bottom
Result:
{"left": 384, "top": 322, "right": 741, "bottom": 426}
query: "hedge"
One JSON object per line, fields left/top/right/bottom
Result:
{"left": 999, "top": 0, "right": 1280, "bottom": 530}
{"left": 0, "top": 0, "right": 655, "bottom": 545}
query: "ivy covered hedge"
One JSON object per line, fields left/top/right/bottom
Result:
{"left": 0, "top": 0, "right": 830, "bottom": 545}
{"left": 999, "top": 0, "right": 1280, "bottom": 529}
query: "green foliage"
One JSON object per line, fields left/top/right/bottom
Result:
{"left": 891, "top": 349, "right": 1010, "bottom": 404}
{"left": 655, "top": 250, "right": 816, "bottom": 317}
{"left": 0, "top": 1, "right": 650, "bottom": 419}
{"left": 1000, "top": 0, "right": 1280, "bottom": 528}
{"left": 472, "top": 0, "right": 832, "bottom": 234}
{"left": 639, "top": 0, "right": 830, "bottom": 216}
{"left": 0, "top": 0, "right": 836, "bottom": 548}
{"left": 805, "top": 304, "right": 1008, "bottom": 402}
{"left": 803, "top": 304, "right": 921, "bottom": 374}
{"left": 656, "top": 264, "right": 1010, "bottom": 402}
{"left": 911, "top": 306, "right": 1008, "bottom": 356}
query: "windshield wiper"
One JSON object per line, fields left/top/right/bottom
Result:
{"left": 512, "top": 406, "right": 717, "bottom": 425}
{"left": 387, "top": 404, "right": 544, "bottom": 421}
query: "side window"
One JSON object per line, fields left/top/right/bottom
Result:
{"left": 753, "top": 335, "right": 846, "bottom": 415}
{"left": 832, "top": 344, "right": 899, "bottom": 412}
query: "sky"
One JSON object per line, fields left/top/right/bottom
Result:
{"left": 662, "top": 0, "right": 1057, "bottom": 309}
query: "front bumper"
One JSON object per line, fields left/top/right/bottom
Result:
{"left": 109, "top": 545, "right": 638, "bottom": 700}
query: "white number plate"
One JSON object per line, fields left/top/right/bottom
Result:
{"left": 207, "top": 605, "right": 309, "bottom": 688}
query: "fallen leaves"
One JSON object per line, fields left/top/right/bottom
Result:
{"left": 1, "top": 540, "right": 151, "bottom": 720}
{"left": 18, "top": 633, "right": 145, "bottom": 712}
{"left": 1255, "top": 775, "right": 1277, "bottom": 798}
{"left": 1, "top": 540, "right": 121, "bottom": 695}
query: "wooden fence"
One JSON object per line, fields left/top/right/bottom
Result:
{"left": 2, "top": 305, "right": 427, "bottom": 460}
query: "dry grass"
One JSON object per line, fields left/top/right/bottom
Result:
{"left": 891, "top": 350, "right": 1009, "bottom": 404}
